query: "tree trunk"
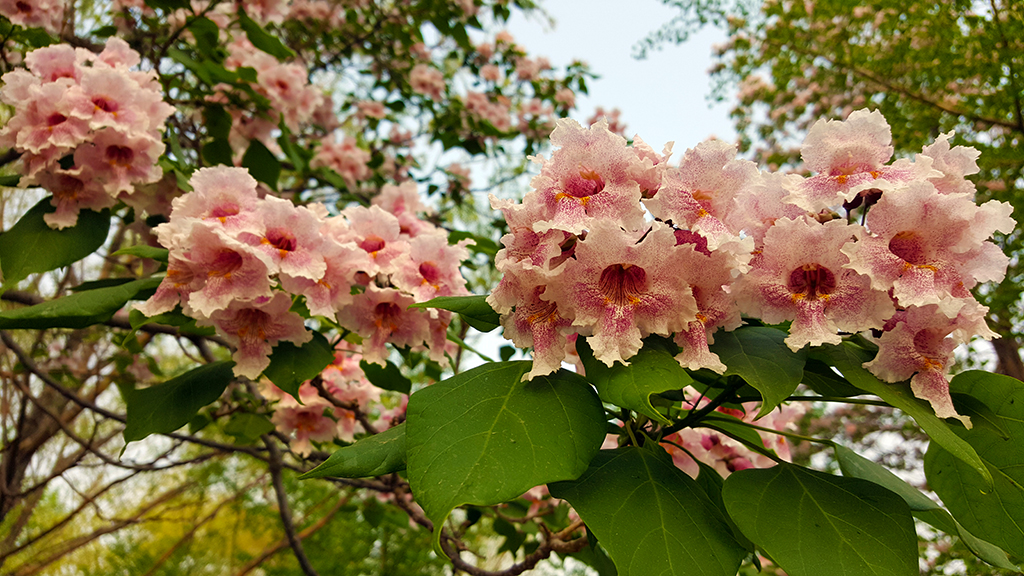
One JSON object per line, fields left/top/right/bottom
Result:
{"left": 992, "top": 333, "right": 1024, "bottom": 381}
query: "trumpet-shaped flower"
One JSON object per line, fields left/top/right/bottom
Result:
{"left": 791, "top": 109, "right": 927, "bottom": 211}
{"left": 737, "top": 217, "right": 893, "bottom": 351}
{"left": 864, "top": 304, "right": 982, "bottom": 426}
{"left": 524, "top": 118, "right": 646, "bottom": 235}
{"left": 842, "top": 181, "right": 1014, "bottom": 317}
{"left": 200, "top": 292, "right": 312, "bottom": 379}
{"left": 544, "top": 221, "right": 697, "bottom": 366}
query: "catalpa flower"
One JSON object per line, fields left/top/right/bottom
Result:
{"left": 842, "top": 181, "right": 1014, "bottom": 317}
{"left": 645, "top": 139, "right": 758, "bottom": 250}
{"left": 737, "top": 216, "right": 893, "bottom": 351}
{"left": 790, "top": 109, "right": 929, "bottom": 212}
{"left": 864, "top": 304, "right": 982, "bottom": 427}
{"left": 488, "top": 266, "right": 575, "bottom": 380}
{"left": 544, "top": 221, "right": 697, "bottom": 367}
{"left": 336, "top": 285, "right": 435, "bottom": 367}
{"left": 524, "top": 118, "right": 646, "bottom": 235}
{"left": 200, "top": 292, "right": 312, "bottom": 379}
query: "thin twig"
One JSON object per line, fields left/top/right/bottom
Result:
{"left": 264, "top": 436, "right": 320, "bottom": 576}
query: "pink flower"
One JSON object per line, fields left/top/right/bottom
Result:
{"left": 311, "top": 136, "right": 371, "bottom": 189}
{"left": 34, "top": 165, "right": 116, "bottom": 229}
{"left": 356, "top": 100, "right": 388, "bottom": 120}
{"left": 335, "top": 286, "right": 434, "bottom": 366}
{"left": 72, "top": 127, "right": 164, "bottom": 196}
{"left": 789, "top": 109, "right": 930, "bottom": 211}
{"left": 521, "top": 118, "right": 647, "bottom": 235}
{"left": 271, "top": 392, "right": 341, "bottom": 456}
{"left": 392, "top": 231, "right": 473, "bottom": 301}
{"left": 0, "top": 0, "right": 64, "bottom": 35}
{"left": 544, "top": 221, "right": 698, "bottom": 367}
{"left": 199, "top": 292, "right": 312, "bottom": 379}
{"left": 842, "top": 181, "right": 1014, "bottom": 317}
{"left": 864, "top": 304, "right": 982, "bottom": 426}
{"left": 645, "top": 139, "right": 759, "bottom": 250}
{"left": 338, "top": 205, "right": 410, "bottom": 276}
{"left": 279, "top": 237, "right": 366, "bottom": 317}
{"left": 409, "top": 64, "right": 445, "bottom": 101}
{"left": 919, "top": 131, "right": 980, "bottom": 197}
{"left": 491, "top": 268, "right": 576, "bottom": 380}
{"left": 239, "top": 196, "right": 328, "bottom": 281}
{"left": 553, "top": 87, "right": 575, "bottom": 108}
{"left": 480, "top": 64, "right": 501, "bottom": 82}
{"left": 737, "top": 217, "right": 893, "bottom": 351}
{"left": 182, "top": 224, "right": 274, "bottom": 317}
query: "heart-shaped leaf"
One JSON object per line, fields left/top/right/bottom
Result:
{"left": 406, "top": 361, "right": 605, "bottom": 551}
{"left": 710, "top": 327, "right": 805, "bottom": 418}
{"left": 925, "top": 370, "right": 1024, "bottom": 563}
{"left": 550, "top": 446, "right": 746, "bottom": 576}
{"left": 723, "top": 463, "right": 918, "bottom": 576}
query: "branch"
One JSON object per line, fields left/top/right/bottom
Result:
{"left": 265, "top": 436, "right": 320, "bottom": 576}
{"left": 0, "top": 290, "right": 231, "bottom": 347}
{"left": 310, "top": 376, "right": 378, "bottom": 435}
{"left": 438, "top": 519, "right": 589, "bottom": 576}
{"left": 9, "top": 481, "right": 194, "bottom": 576}
{"left": 769, "top": 38, "right": 1021, "bottom": 132}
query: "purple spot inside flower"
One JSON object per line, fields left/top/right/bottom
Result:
{"left": 46, "top": 113, "right": 67, "bottom": 127}
{"left": 788, "top": 264, "right": 836, "bottom": 299}
{"left": 265, "top": 229, "right": 297, "bottom": 253}
{"left": 419, "top": 261, "right": 442, "bottom": 285}
{"left": 889, "top": 231, "right": 928, "bottom": 265}
{"left": 359, "top": 235, "right": 386, "bottom": 253}
{"left": 105, "top": 145, "right": 134, "bottom": 166}
{"left": 599, "top": 263, "right": 647, "bottom": 307}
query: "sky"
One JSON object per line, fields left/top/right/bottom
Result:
{"left": 505, "top": 0, "right": 736, "bottom": 155}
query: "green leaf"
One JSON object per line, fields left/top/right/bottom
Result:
{"left": 189, "top": 16, "right": 220, "bottom": 57}
{"left": 578, "top": 338, "right": 692, "bottom": 424}
{"left": 925, "top": 371, "right": 1024, "bottom": 563}
{"left": 111, "top": 245, "right": 170, "bottom": 262}
{"left": 448, "top": 230, "right": 499, "bottom": 257}
{"left": 709, "top": 327, "right": 805, "bottom": 418}
{"left": 128, "top": 308, "right": 216, "bottom": 337}
{"left": 801, "top": 358, "right": 864, "bottom": 397}
{"left": 241, "top": 139, "right": 280, "bottom": 191}
{"left": 204, "top": 105, "right": 233, "bottom": 140}
{"left": 0, "top": 174, "right": 22, "bottom": 187}
{"left": 122, "top": 361, "right": 236, "bottom": 442}
{"left": 238, "top": 10, "right": 296, "bottom": 60}
{"left": 836, "top": 444, "right": 1017, "bottom": 570}
{"left": 144, "top": 0, "right": 189, "bottom": 10}
{"left": 406, "top": 361, "right": 605, "bottom": 551}
{"left": 723, "top": 463, "right": 918, "bottom": 576}
{"left": 694, "top": 460, "right": 755, "bottom": 552}
{"left": 550, "top": 446, "right": 746, "bottom": 576}
{"left": 0, "top": 277, "right": 161, "bottom": 329}
{"left": 300, "top": 423, "right": 407, "bottom": 479}
{"left": 223, "top": 412, "right": 275, "bottom": 444}
{"left": 263, "top": 331, "right": 335, "bottom": 401}
{"left": 0, "top": 198, "right": 110, "bottom": 290}
{"left": 409, "top": 294, "right": 500, "bottom": 332}
{"left": 817, "top": 342, "right": 992, "bottom": 486}
{"left": 202, "top": 138, "right": 234, "bottom": 166}
{"left": 360, "top": 360, "right": 412, "bottom": 394}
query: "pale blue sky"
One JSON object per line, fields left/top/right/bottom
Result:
{"left": 506, "top": 0, "right": 735, "bottom": 154}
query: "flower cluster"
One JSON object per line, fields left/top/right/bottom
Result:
{"left": 0, "top": 38, "right": 174, "bottom": 228}
{"left": 261, "top": 341, "right": 405, "bottom": 456}
{"left": 490, "top": 110, "right": 1014, "bottom": 424}
{"left": 221, "top": 36, "right": 325, "bottom": 153}
{"left": 138, "top": 167, "right": 472, "bottom": 378}
{"left": 0, "top": 0, "right": 63, "bottom": 34}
